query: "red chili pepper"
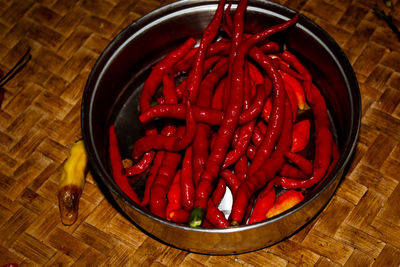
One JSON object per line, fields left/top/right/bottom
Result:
{"left": 262, "top": 96, "right": 272, "bottom": 122}
{"left": 248, "top": 62, "right": 264, "bottom": 86}
{"left": 266, "top": 190, "right": 304, "bottom": 218}
{"left": 223, "top": 120, "right": 256, "bottom": 168}
{"left": 247, "top": 47, "right": 287, "bottom": 177}
{"left": 279, "top": 163, "right": 308, "bottom": 179}
{"left": 280, "top": 70, "right": 298, "bottom": 122}
{"left": 109, "top": 125, "right": 141, "bottom": 205}
{"left": 192, "top": 59, "right": 227, "bottom": 188}
{"left": 167, "top": 208, "right": 190, "bottom": 224}
{"left": 313, "top": 141, "right": 340, "bottom": 191}
{"left": 220, "top": 169, "right": 241, "bottom": 195}
{"left": 248, "top": 182, "right": 275, "bottom": 224}
{"left": 284, "top": 152, "right": 313, "bottom": 176}
{"left": 272, "top": 56, "right": 305, "bottom": 81}
{"left": 122, "top": 151, "right": 155, "bottom": 176}
{"left": 275, "top": 84, "right": 333, "bottom": 189}
{"left": 224, "top": 2, "right": 233, "bottom": 32}
{"left": 149, "top": 125, "right": 182, "bottom": 218}
{"left": 222, "top": 0, "right": 248, "bottom": 110}
{"left": 205, "top": 199, "right": 230, "bottom": 228}
{"left": 140, "top": 150, "right": 165, "bottom": 206}
{"left": 162, "top": 73, "right": 178, "bottom": 104}
{"left": 211, "top": 78, "right": 226, "bottom": 110}
{"left": 132, "top": 100, "right": 196, "bottom": 158}
{"left": 173, "top": 40, "right": 230, "bottom": 75}
{"left": 139, "top": 84, "right": 266, "bottom": 126}
{"left": 185, "top": 0, "right": 226, "bottom": 103}
{"left": 279, "top": 70, "right": 306, "bottom": 110}
{"left": 181, "top": 146, "right": 194, "bottom": 210}
{"left": 138, "top": 38, "right": 196, "bottom": 179}
{"left": 252, "top": 121, "right": 267, "bottom": 147}
{"left": 166, "top": 170, "right": 182, "bottom": 219}
{"left": 177, "top": 55, "right": 222, "bottom": 100}
{"left": 140, "top": 37, "right": 196, "bottom": 114}
{"left": 192, "top": 124, "right": 211, "bottom": 187}
{"left": 243, "top": 62, "right": 252, "bottom": 110}
{"left": 291, "top": 120, "right": 311, "bottom": 152}
{"left": 234, "top": 155, "right": 247, "bottom": 182}
{"left": 149, "top": 149, "right": 182, "bottom": 218}
{"left": 279, "top": 50, "right": 312, "bottom": 103}
{"left": 237, "top": 84, "right": 266, "bottom": 124}
{"left": 230, "top": 99, "right": 293, "bottom": 225}
{"left": 246, "top": 143, "right": 256, "bottom": 160}
{"left": 212, "top": 178, "right": 227, "bottom": 206}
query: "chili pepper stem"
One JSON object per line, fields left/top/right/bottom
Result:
{"left": 189, "top": 207, "right": 205, "bottom": 228}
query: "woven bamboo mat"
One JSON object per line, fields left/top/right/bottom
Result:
{"left": 1, "top": 0, "right": 400, "bottom": 266}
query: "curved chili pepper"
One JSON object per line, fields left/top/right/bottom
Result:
{"left": 284, "top": 152, "right": 313, "bottom": 176}
{"left": 234, "top": 155, "right": 247, "bottom": 182}
{"left": 247, "top": 47, "right": 287, "bottom": 177}
{"left": 313, "top": 141, "right": 340, "bottom": 191}
{"left": 205, "top": 199, "right": 230, "bottom": 228}
{"left": 272, "top": 56, "right": 305, "bottom": 81}
{"left": 237, "top": 84, "right": 266, "bottom": 124}
{"left": 231, "top": 99, "right": 293, "bottom": 225}
{"left": 275, "top": 84, "right": 333, "bottom": 189}
{"left": 252, "top": 121, "right": 267, "bottom": 147}
{"left": 173, "top": 40, "right": 230, "bottom": 74}
{"left": 248, "top": 182, "right": 275, "bottom": 224}
{"left": 176, "top": 56, "right": 223, "bottom": 100}
{"left": 140, "top": 150, "right": 165, "bottom": 206}
{"left": 279, "top": 50, "right": 312, "bottom": 103}
{"left": 280, "top": 70, "right": 298, "bottom": 122}
{"left": 291, "top": 120, "right": 311, "bottom": 152}
{"left": 122, "top": 151, "right": 154, "bottom": 176}
{"left": 185, "top": 0, "right": 226, "bottom": 103}
{"left": 138, "top": 38, "right": 196, "bottom": 179}
{"left": 109, "top": 125, "right": 141, "bottom": 205}
{"left": 259, "top": 41, "right": 281, "bottom": 54}
{"left": 181, "top": 146, "right": 194, "bottom": 210}
{"left": 140, "top": 37, "right": 196, "bottom": 114}
{"left": 279, "top": 70, "right": 306, "bottom": 110}
{"left": 132, "top": 100, "right": 196, "bottom": 159}
{"left": 223, "top": 120, "right": 256, "bottom": 168}
{"left": 212, "top": 178, "right": 227, "bottom": 206}
{"left": 220, "top": 169, "right": 241, "bottom": 195}
{"left": 279, "top": 163, "right": 308, "bottom": 179}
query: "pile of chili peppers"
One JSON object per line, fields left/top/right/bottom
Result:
{"left": 108, "top": 0, "right": 340, "bottom": 228}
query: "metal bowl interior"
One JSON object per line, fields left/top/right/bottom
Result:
{"left": 81, "top": 0, "right": 361, "bottom": 254}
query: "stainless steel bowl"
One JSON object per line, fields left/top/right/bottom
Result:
{"left": 81, "top": 0, "right": 361, "bottom": 254}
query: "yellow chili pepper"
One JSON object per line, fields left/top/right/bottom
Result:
{"left": 58, "top": 140, "right": 88, "bottom": 226}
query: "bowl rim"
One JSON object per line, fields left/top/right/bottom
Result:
{"left": 81, "top": 0, "right": 361, "bottom": 233}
